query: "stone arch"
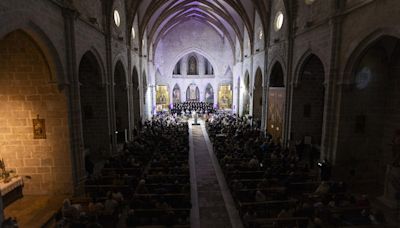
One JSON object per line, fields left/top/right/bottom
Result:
{"left": 186, "top": 83, "right": 200, "bottom": 101}
{"left": 293, "top": 50, "right": 328, "bottom": 86}
{"left": 291, "top": 54, "right": 325, "bottom": 149}
{"left": 253, "top": 67, "right": 263, "bottom": 121}
{"left": 342, "top": 29, "right": 400, "bottom": 84}
{"left": 187, "top": 55, "right": 199, "bottom": 75}
{"left": 269, "top": 61, "right": 285, "bottom": 87}
{"left": 0, "top": 30, "right": 73, "bottom": 194}
{"left": 114, "top": 61, "right": 129, "bottom": 144}
{"left": 0, "top": 19, "right": 67, "bottom": 86}
{"left": 172, "top": 83, "right": 181, "bottom": 103}
{"left": 205, "top": 83, "right": 214, "bottom": 104}
{"left": 79, "top": 47, "right": 107, "bottom": 85}
{"left": 79, "top": 51, "right": 110, "bottom": 158}
{"left": 337, "top": 35, "right": 400, "bottom": 187}
{"left": 267, "top": 61, "right": 285, "bottom": 142}
{"left": 169, "top": 48, "right": 219, "bottom": 76}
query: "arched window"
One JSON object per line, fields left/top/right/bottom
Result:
{"left": 204, "top": 59, "right": 214, "bottom": 75}
{"left": 173, "top": 60, "right": 181, "bottom": 75}
{"left": 188, "top": 56, "right": 198, "bottom": 75}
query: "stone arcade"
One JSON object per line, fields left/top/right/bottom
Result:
{"left": 0, "top": 0, "right": 399, "bottom": 227}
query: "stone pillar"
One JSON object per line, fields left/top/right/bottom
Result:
{"left": 62, "top": 6, "right": 86, "bottom": 193}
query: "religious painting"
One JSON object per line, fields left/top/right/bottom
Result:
{"left": 218, "top": 84, "right": 233, "bottom": 110}
{"left": 267, "top": 88, "right": 285, "bottom": 143}
{"left": 205, "top": 84, "right": 214, "bottom": 104}
{"left": 188, "top": 56, "right": 198, "bottom": 75}
{"left": 172, "top": 84, "right": 181, "bottom": 103}
{"left": 156, "top": 85, "right": 169, "bottom": 110}
{"left": 186, "top": 83, "right": 200, "bottom": 101}
{"left": 33, "top": 115, "right": 46, "bottom": 139}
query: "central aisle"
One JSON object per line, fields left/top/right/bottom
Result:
{"left": 189, "top": 119, "right": 243, "bottom": 228}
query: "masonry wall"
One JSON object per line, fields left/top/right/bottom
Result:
{"left": 0, "top": 31, "right": 72, "bottom": 195}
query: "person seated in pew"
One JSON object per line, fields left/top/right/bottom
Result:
{"left": 330, "top": 181, "right": 347, "bottom": 193}
{"left": 88, "top": 198, "right": 104, "bottom": 216}
{"left": 2, "top": 217, "right": 18, "bottom": 228}
{"left": 111, "top": 189, "right": 124, "bottom": 203}
{"left": 308, "top": 217, "right": 324, "bottom": 228}
{"left": 231, "top": 179, "right": 243, "bottom": 192}
{"left": 369, "top": 209, "right": 386, "bottom": 225}
{"left": 62, "top": 198, "right": 81, "bottom": 220}
{"left": 277, "top": 207, "right": 293, "bottom": 218}
{"left": 257, "top": 178, "right": 270, "bottom": 189}
{"left": 86, "top": 215, "right": 103, "bottom": 228}
{"left": 314, "top": 181, "right": 330, "bottom": 195}
{"left": 126, "top": 209, "right": 137, "bottom": 227}
{"left": 356, "top": 194, "right": 370, "bottom": 207}
{"left": 103, "top": 194, "right": 118, "bottom": 216}
{"left": 293, "top": 202, "right": 314, "bottom": 218}
{"left": 136, "top": 179, "right": 149, "bottom": 194}
{"left": 242, "top": 209, "right": 257, "bottom": 228}
{"left": 255, "top": 190, "right": 266, "bottom": 202}
{"left": 248, "top": 156, "right": 260, "bottom": 169}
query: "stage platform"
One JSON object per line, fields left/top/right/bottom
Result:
{"left": 4, "top": 195, "right": 66, "bottom": 227}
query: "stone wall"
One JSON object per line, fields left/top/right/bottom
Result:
{"left": 0, "top": 31, "right": 72, "bottom": 195}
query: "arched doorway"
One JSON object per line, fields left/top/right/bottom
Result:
{"left": 0, "top": 30, "right": 72, "bottom": 194}
{"left": 267, "top": 62, "right": 285, "bottom": 142}
{"left": 243, "top": 71, "right": 250, "bottom": 115}
{"left": 132, "top": 67, "right": 140, "bottom": 130}
{"left": 114, "top": 61, "right": 129, "bottom": 144}
{"left": 253, "top": 68, "right": 263, "bottom": 123}
{"left": 172, "top": 84, "right": 181, "bottom": 103}
{"left": 79, "top": 51, "right": 109, "bottom": 158}
{"left": 338, "top": 36, "right": 400, "bottom": 187}
{"left": 205, "top": 83, "right": 214, "bottom": 104}
{"left": 291, "top": 54, "right": 325, "bottom": 147}
{"left": 186, "top": 83, "right": 200, "bottom": 101}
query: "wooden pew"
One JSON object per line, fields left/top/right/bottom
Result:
{"left": 249, "top": 217, "right": 309, "bottom": 228}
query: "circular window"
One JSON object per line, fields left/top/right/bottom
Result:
{"left": 274, "top": 11, "right": 284, "bottom": 31}
{"left": 131, "top": 27, "right": 136, "bottom": 39}
{"left": 114, "top": 10, "right": 121, "bottom": 27}
{"left": 305, "top": 0, "right": 316, "bottom": 5}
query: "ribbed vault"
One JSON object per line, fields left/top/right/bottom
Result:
{"left": 124, "top": 0, "right": 270, "bottom": 60}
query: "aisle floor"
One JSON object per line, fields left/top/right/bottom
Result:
{"left": 189, "top": 119, "right": 243, "bottom": 228}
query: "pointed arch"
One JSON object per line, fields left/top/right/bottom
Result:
{"left": 269, "top": 61, "right": 285, "bottom": 87}
{"left": 186, "top": 83, "right": 200, "bottom": 101}
{"left": 114, "top": 61, "right": 129, "bottom": 143}
{"left": 291, "top": 54, "right": 325, "bottom": 147}
{"left": 253, "top": 67, "right": 263, "bottom": 120}
{"left": 205, "top": 83, "right": 214, "bottom": 104}
{"left": 172, "top": 83, "right": 181, "bottom": 103}
{"left": 0, "top": 21, "right": 67, "bottom": 86}
{"left": 0, "top": 30, "right": 72, "bottom": 194}
{"left": 78, "top": 50, "right": 109, "bottom": 157}
{"left": 187, "top": 55, "right": 198, "bottom": 75}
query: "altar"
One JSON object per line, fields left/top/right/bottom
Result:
{"left": 0, "top": 177, "right": 24, "bottom": 208}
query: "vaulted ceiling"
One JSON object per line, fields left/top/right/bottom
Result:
{"left": 125, "top": 0, "right": 270, "bottom": 57}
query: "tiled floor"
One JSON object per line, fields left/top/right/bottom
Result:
{"left": 189, "top": 120, "right": 243, "bottom": 228}
{"left": 4, "top": 195, "right": 65, "bottom": 227}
